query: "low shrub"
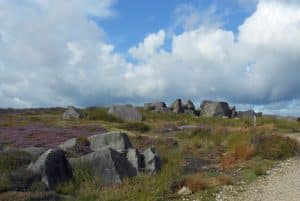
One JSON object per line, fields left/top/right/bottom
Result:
{"left": 232, "top": 144, "right": 256, "bottom": 161}
{"left": 183, "top": 173, "right": 209, "bottom": 192}
{"left": 253, "top": 134, "right": 299, "bottom": 160}
{"left": 220, "top": 154, "right": 236, "bottom": 170}
{"left": 118, "top": 122, "right": 150, "bottom": 133}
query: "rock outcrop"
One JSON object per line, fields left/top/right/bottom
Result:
{"left": 62, "top": 106, "right": 84, "bottom": 120}
{"left": 183, "top": 100, "right": 196, "bottom": 115}
{"left": 88, "top": 131, "right": 133, "bottom": 152}
{"left": 108, "top": 105, "right": 142, "bottom": 121}
{"left": 170, "top": 99, "right": 184, "bottom": 114}
{"left": 69, "top": 148, "right": 137, "bottom": 186}
{"left": 144, "top": 102, "right": 169, "bottom": 112}
{"left": 27, "top": 149, "right": 72, "bottom": 189}
{"left": 237, "top": 110, "right": 256, "bottom": 119}
{"left": 142, "top": 147, "right": 162, "bottom": 174}
{"left": 126, "top": 148, "right": 142, "bottom": 173}
{"left": 200, "top": 100, "right": 231, "bottom": 117}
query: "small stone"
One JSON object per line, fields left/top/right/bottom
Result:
{"left": 178, "top": 186, "right": 192, "bottom": 196}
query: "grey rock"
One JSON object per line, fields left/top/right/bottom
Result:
{"left": 21, "top": 147, "right": 46, "bottom": 159}
{"left": 171, "top": 99, "right": 184, "bottom": 114}
{"left": 229, "top": 106, "right": 237, "bottom": 118}
{"left": 62, "top": 106, "right": 84, "bottom": 120}
{"left": 183, "top": 100, "right": 195, "bottom": 110}
{"left": 69, "top": 148, "right": 137, "bottom": 186}
{"left": 144, "top": 102, "right": 167, "bottom": 112}
{"left": 108, "top": 105, "right": 142, "bottom": 121}
{"left": 126, "top": 148, "right": 142, "bottom": 172}
{"left": 237, "top": 110, "right": 256, "bottom": 119}
{"left": 142, "top": 147, "right": 161, "bottom": 174}
{"left": 27, "top": 149, "right": 72, "bottom": 189}
{"left": 200, "top": 100, "right": 231, "bottom": 117}
{"left": 58, "top": 138, "right": 77, "bottom": 151}
{"left": 88, "top": 131, "right": 133, "bottom": 152}
{"left": 178, "top": 186, "right": 192, "bottom": 196}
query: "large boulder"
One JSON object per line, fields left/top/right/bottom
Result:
{"left": 183, "top": 100, "right": 196, "bottom": 115}
{"left": 27, "top": 149, "right": 72, "bottom": 189}
{"left": 170, "top": 99, "right": 184, "bottom": 114}
{"left": 142, "top": 147, "right": 161, "bottom": 174}
{"left": 58, "top": 138, "right": 77, "bottom": 151}
{"left": 237, "top": 110, "right": 256, "bottom": 119}
{"left": 69, "top": 148, "right": 137, "bottom": 186}
{"left": 183, "top": 100, "right": 195, "bottom": 110}
{"left": 108, "top": 105, "right": 142, "bottom": 121}
{"left": 88, "top": 131, "right": 133, "bottom": 152}
{"left": 126, "top": 148, "right": 142, "bottom": 173}
{"left": 200, "top": 100, "right": 231, "bottom": 117}
{"left": 144, "top": 102, "right": 168, "bottom": 112}
{"left": 62, "top": 106, "right": 84, "bottom": 120}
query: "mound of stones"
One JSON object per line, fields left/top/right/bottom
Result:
{"left": 27, "top": 149, "right": 73, "bottom": 190}
{"left": 144, "top": 99, "right": 262, "bottom": 119}
{"left": 62, "top": 106, "right": 84, "bottom": 120}
{"left": 8, "top": 131, "right": 161, "bottom": 190}
{"left": 108, "top": 105, "right": 142, "bottom": 121}
{"left": 59, "top": 131, "right": 161, "bottom": 186}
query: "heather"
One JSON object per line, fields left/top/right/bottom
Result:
{"left": 0, "top": 106, "right": 299, "bottom": 201}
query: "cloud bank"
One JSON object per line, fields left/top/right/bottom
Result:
{"left": 0, "top": 0, "right": 300, "bottom": 115}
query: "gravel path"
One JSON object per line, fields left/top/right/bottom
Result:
{"left": 216, "top": 133, "right": 300, "bottom": 201}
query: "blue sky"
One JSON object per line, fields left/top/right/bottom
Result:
{"left": 96, "top": 0, "right": 256, "bottom": 52}
{"left": 0, "top": 0, "right": 300, "bottom": 116}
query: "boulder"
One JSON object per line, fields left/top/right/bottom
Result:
{"left": 170, "top": 99, "right": 184, "bottom": 114}
{"left": 27, "top": 149, "right": 72, "bottom": 189}
{"left": 237, "top": 110, "right": 256, "bottom": 119}
{"left": 183, "top": 100, "right": 195, "bottom": 111}
{"left": 108, "top": 105, "right": 142, "bottom": 121}
{"left": 69, "top": 148, "right": 137, "bottom": 186}
{"left": 142, "top": 147, "right": 161, "bottom": 174}
{"left": 229, "top": 106, "right": 237, "bottom": 118}
{"left": 62, "top": 106, "right": 84, "bottom": 120}
{"left": 88, "top": 131, "right": 133, "bottom": 152}
{"left": 200, "top": 100, "right": 231, "bottom": 117}
{"left": 144, "top": 102, "right": 168, "bottom": 112}
{"left": 58, "top": 138, "right": 77, "bottom": 151}
{"left": 126, "top": 148, "right": 142, "bottom": 172}
{"left": 178, "top": 186, "right": 192, "bottom": 196}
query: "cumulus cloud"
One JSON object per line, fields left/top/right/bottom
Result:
{"left": 0, "top": 0, "right": 300, "bottom": 116}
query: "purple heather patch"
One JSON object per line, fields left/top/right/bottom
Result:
{"left": 0, "top": 123, "right": 106, "bottom": 148}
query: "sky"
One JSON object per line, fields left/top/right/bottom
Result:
{"left": 0, "top": 0, "right": 300, "bottom": 116}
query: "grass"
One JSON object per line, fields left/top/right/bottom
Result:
{"left": 0, "top": 151, "right": 32, "bottom": 173}
{"left": 55, "top": 148, "right": 182, "bottom": 201}
{"left": 84, "top": 107, "right": 123, "bottom": 123}
{"left": 1, "top": 108, "right": 300, "bottom": 200}
{"left": 117, "top": 122, "right": 150, "bottom": 133}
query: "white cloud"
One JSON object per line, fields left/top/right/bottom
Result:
{"left": 129, "top": 30, "right": 166, "bottom": 60}
{"left": 0, "top": 0, "right": 300, "bottom": 116}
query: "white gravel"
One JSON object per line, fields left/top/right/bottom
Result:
{"left": 216, "top": 156, "right": 300, "bottom": 201}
